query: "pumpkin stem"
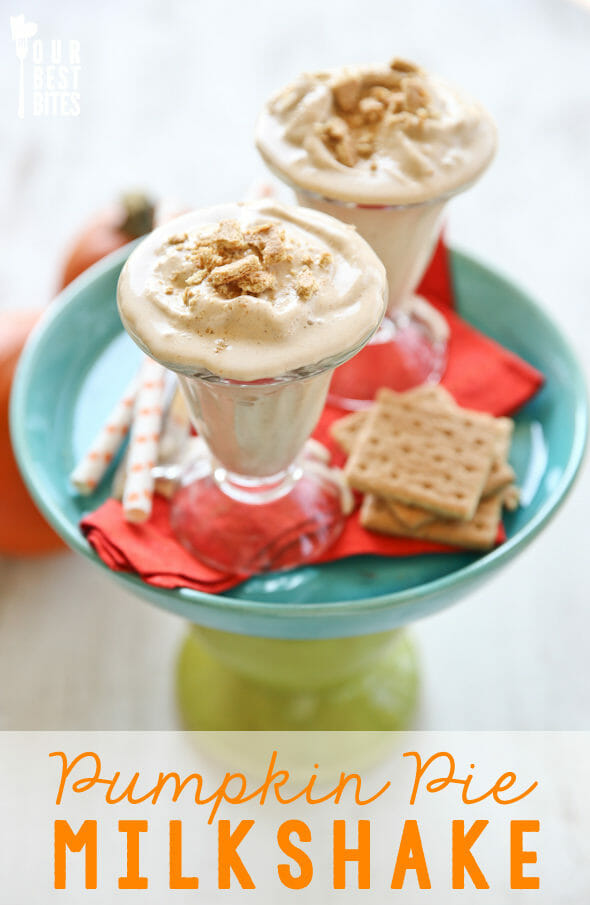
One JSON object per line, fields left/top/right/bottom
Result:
{"left": 120, "top": 192, "right": 155, "bottom": 238}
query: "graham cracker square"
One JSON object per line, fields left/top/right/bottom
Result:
{"left": 389, "top": 416, "right": 515, "bottom": 528}
{"left": 330, "top": 385, "right": 456, "bottom": 455}
{"left": 361, "top": 490, "right": 505, "bottom": 551}
{"left": 345, "top": 388, "right": 499, "bottom": 520}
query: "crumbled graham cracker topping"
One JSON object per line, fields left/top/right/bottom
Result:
{"left": 390, "top": 58, "right": 419, "bottom": 74}
{"left": 319, "top": 60, "right": 433, "bottom": 168}
{"left": 295, "top": 268, "right": 318, "bottom": 300}
{"left": 165, "top": 219, "right": 292, "bottom": 301}
{"left": 333, "top": 77, "right": 362, "bottom": 114}
{"left": 209, "top": 254, "right": 276, "bottom": 297}
{"left": 319, "top": 117, "right": 359, "bottom": 167}
{"left": 164, "top": 218, "right": 330, "bottom": 303}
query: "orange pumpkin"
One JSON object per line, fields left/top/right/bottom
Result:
{"left": 0, "top": 310, "right": 66, "bottom": 554}
{"left": 0, "top": 193, "right": 157, "bottom": 554}
{"left": 59, "top": 192, "right": 155, "bottom": 289}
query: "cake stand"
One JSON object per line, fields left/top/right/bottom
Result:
{"left": 10, "top": 245, "right": 587, "bottom": 730}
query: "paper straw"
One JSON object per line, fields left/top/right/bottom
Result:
{"left": 70, "top": 374, "right": 139, "bottom": 495}
{"left": 158, "top": 384, "right": 191, "bottom": 462}
{"left": 153, "top": 436, "right": 209, "bottom": 499}
{"left": 410, "top": 294, "right": 450, "bottom": 343}
{"left": 154, "top": 382, "right": 191, "bottom": 497}
{"left": 306, "top": 460, "right": 355, "bottom": 516}
{"left": 110, "top": 448, "right": 129, "bottom": 501}
{"left": 122, "top": 358, "right": 166, "bottom": 523}
{"left": 303, "top": 440, "right": 355, "bottom": 515}
{"left": 112, "top": 388, "right": 198, "bottom": 501}
{"left": 110, "top": 378, "right": 176, "bottom": 502}
{"left": 304, "top": 437, "right": 331, "bottom": 464}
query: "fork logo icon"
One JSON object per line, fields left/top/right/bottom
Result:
{"left": 9, "top": 16, "right": 81, "bottom": 118}
{"left": 10, "top": 14, "right": 37, "bottom": 118}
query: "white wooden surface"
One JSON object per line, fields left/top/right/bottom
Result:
{"left": 0, "top": 0, "right": 588, "bottom": 729}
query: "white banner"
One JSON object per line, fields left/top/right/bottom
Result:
{"left": 0, "top": 732, "right": 588, "bottom": 902}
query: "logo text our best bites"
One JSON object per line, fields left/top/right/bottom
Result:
{"left": 10, "top": 15, "right": 81, "bottom": 118}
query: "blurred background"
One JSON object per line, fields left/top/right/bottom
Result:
{"left": 0, "top": 0, "right": 588, "bottom": 728}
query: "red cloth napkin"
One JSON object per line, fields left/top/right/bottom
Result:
{"left": 81, "top": 240, "right": 544, "bottom": 592}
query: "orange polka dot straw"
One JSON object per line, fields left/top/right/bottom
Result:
{"left": 122, "top": 357, "right": 167, "bottom": 523}
{"left": 70, "top": 372, "right": 140, "bottom": 495}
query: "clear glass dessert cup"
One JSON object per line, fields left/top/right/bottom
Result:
{"left": 164, "top": 333, "right": 377, "bottom": 576}
{"left": 293, "top": 186, "right": 457, "bottom": 408}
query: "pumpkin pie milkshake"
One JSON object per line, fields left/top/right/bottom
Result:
{"left": 117, "top": 200, "right": 387, "bottom": 573}
{"left": 256, "top": 58, "right": 496, "bottom": 404}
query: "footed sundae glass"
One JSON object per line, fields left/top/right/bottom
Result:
{"left": 169, "top": 346, "right": 367, "bottom": 575}
{"left": 255, "top": 58, "right": 497, "bottom": 408}
{"left": 292, "top": 187, "right": 453, "bottom": 407}
{"left": 117, "top": 200, "right": 387, "bottom": 574}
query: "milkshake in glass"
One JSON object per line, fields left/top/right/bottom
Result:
{"left": 256, "top": 58, "right": 497, "bottom": 406}
{"left": 117, "top": 200, "right": 387, "bottom": 573}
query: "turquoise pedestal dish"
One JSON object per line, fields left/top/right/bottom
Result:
{"left": 10, "top": 245, "right": 587, "bottom": 729}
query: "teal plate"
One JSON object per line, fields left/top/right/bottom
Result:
{"left": 10, "top": 246, "right": 588, "bottom": 639}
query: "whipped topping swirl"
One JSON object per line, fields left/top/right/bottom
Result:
{"left": 256, "top": 59, "right": 497, "bottom": 205}
{"left": 117, "top": 200, "right": 387, "bottom": 380}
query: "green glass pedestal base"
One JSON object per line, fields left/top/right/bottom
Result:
{"left": 176, "top": 626, "right": 420, "bottom": 731}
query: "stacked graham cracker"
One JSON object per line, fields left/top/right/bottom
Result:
{"left": 331, "top": 386, "right": 519, "bottom": 551}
